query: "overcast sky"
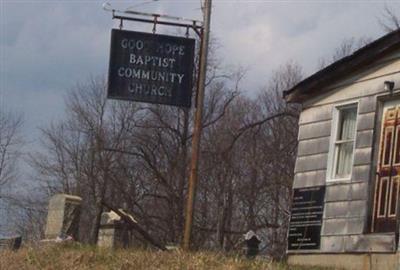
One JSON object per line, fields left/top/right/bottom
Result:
{"left": 0, "top": 0, "right": 398, "bottom": 182}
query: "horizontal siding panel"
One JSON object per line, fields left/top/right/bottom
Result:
{"left": 299, "top": 104, "right": 332, "bottom": 125}
{"left": 322, "top": 218, "right": 347, "bottom": 236}
{"left": 356, "top": 112, "right": 375, "bottom": 131}
{"left": 325, "top": 184, "right": 351, "bottom": 202}
{"left": 297, "top": 137, "right": 330, "bottom": 156}
{"left": 346, "top": 217, "right": 365, "bottom": 235}
{"left": 348, "top": 200, "right": 367, "bottom": 217}
{"left": 351, "top": 182, "right": 368, "bottom": 200}
{"left": 294, "top": 153, "right": 328, "bottom": 173}
{"left": 293, "top": 170, "right": 326, "bottom": 188}
{"left": 353, "top": 147, "right": 372, "bottom": 166}
{"left": 322, "top": 217, "right": 365, "bottom": 236}
{"left": 352, "top": 165, "right": 371, "bottom": 182}
{"left": 324, "top": 201, "right": 366, "bottom": 219}
{"left": 298, "top": 121, "right": 332, "bottom": 140}
{"left": 358, "top": 96, "right": 377, "bottom": 114}
{"left": 355, "top": 130, "right": 374, "bottom": 148}
{"left": 325, "top": 182, "right": 369, "bottom": 201}
{"left": 324, "top": 202, "right": 349, "bottom": 218}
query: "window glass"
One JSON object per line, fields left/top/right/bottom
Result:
{"left": 332, "top": 105, "right": 357, "bottom": 179}
{"left": 338, "top": 108, "right": 357, "bottom": 140}
{"left": 335, "top": 141, "right": 354, "bottom": 178}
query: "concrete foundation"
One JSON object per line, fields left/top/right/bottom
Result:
{"left": 288, "top": 253, "right": 400, "bottom": 270}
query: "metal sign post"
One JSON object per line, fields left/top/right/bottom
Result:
{"left": 104, "top": 0, "right": 212, "bottom": 250}
{"left": 182, "top": 0, "right": 212, "bottom": 251}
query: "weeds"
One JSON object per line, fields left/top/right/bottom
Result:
{"left": 0, "top": 244, "right": 333, "bottom": 270}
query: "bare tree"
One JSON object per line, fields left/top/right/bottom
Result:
{"left": 0, "top": 109, "right": 25, "bottom": 238}
{"left": 0, "top": 109, "right": 23, "bottom": 192}
{"left": 188, "top": 62, "right": 302, "bottom": 255}
{"left": 318, "top": 37, "right": 372, "bottom": 69}
{"left": 379, "top": 4, "right": 400, "bottom": 33}
{"left": 28, "top": 60, "right": 302, "bottom": 254}
{"left": 30, "top": 76, "right": 141, "bottom": 244}
{"left": 256, "top": 63, "right": 302, "bottom": 258}
{"left": 5, "top": 193, "right": 47, "bottom": 241}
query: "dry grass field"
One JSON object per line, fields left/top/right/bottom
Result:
{"left": 0, "top": 244, "right": 335, "bottom": 270}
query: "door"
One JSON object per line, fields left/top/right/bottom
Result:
{"left": 372, "top": 101, "right": 400, "bottom": 232}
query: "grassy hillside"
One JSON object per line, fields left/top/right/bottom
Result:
{"left": 0, "top": 244, "right": 335, "bottom": 270}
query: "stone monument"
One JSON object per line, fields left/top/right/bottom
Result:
{"left": 45, "top": 194, "right": 82, "bottom": 240}
{"left": 98, "top": 210, "right": 133, "bottom": 248}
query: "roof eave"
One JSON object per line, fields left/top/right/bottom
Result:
{"left": 283, "top": 30, "right": 400, "bottom": 104}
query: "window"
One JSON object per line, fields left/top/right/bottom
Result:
{"left": 329, "top": 104, "right": 358, "bottom": 181}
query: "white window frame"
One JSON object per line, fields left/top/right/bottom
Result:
{"left": 326, "top": 101, "right": 359, "bottom": 182}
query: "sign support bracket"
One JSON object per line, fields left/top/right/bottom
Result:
{"left": 104, "top": 4, "right": 203, "bottom": 38}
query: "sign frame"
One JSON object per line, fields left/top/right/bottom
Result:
{"left": 287, "top": 185, "right": 325, "bottom": 251}
{"left": 107, "top": 29, "right": 196, "bottom": 108}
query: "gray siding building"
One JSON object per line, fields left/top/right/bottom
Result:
{"left": 285, "top": 30, "right": 400, "bottom": 269}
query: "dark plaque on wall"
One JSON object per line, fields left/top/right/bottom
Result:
{"left": 287, "top": 186, "right": 325, "bottom": 251}
{"left": 108, "top": 29, "right": 195, "bottom": 107}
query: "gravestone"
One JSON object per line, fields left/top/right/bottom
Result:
{"left": 0, "top": 236, "right": 22, "bottom": 251}
{"left": 97, "top": 210, "right": 133, "bottom": 248}
{"left": 45, "top": 194, "right": 82, "bottom": 240}
{"left": 244, "top": 230, "right": 261, "bottom": 258}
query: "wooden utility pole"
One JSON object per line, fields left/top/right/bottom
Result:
{"left": 183, "top": 0, "right": 212, "bottom": 251}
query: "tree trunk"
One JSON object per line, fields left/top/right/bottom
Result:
{"left": 89, "top": 197, "right": 103, "bottom": 245}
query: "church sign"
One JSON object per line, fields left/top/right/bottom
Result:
{"left": 288, "top": 186, "right": 325, "bottom": 250}
{"left": 108, "top": 29, "right": 195, "bottom": 107}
